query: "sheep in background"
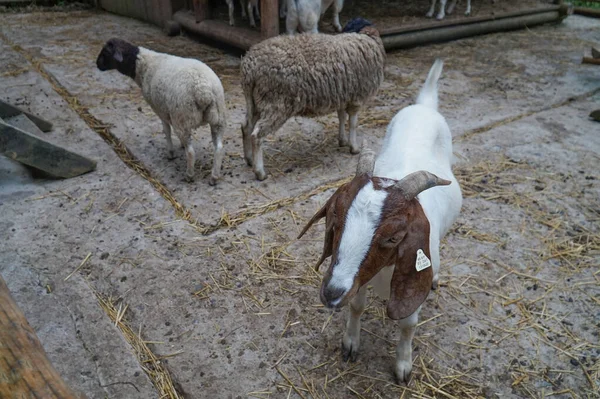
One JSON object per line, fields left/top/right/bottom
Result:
{"left": 225, "top": 0, "right": 260, "bottom": 26}
{"left": 426, "top": 0, "right": 471, "bottom": 20}
{"left": 96, "top": 38, "right": 227, "bottom": 185}
{"left": 297, "top": 59, "right": 462, "bottom": 382}
{"left": 240, "top": 18, "right": 385, "bottom": 180}
{"left": 281, "top": 0, "right": 345, "bottom": 33}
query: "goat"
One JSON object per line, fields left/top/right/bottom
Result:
{"left": 426, "top": 0, "right": 471, "bottom": 20}
{"left": 225, "top": 0, "right": 260, "bottom": 27}
{"left": 281, "top": 0, "right": 346, "bottom": 33}
{"left": 96, "top": 38, "right": 227, "bottom": 185}
{"left": 240, "top": 18, "right": 385, "bottom": 180}
{"left": 297, "top": 59, "right": 462, "bottom": 382}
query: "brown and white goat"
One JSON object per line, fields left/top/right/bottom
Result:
{"left": 298, "top": 59, "right": 462, "bottom": 382}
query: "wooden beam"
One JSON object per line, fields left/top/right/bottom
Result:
{"left": 0, "top": 120, "right": 97, "bottom": 178}
{"left": 192, "top": 0, "right": 209, "bottom": 23}
{"left": 0, "top": 275, "right": 81, "bottom": 398}
{"left": 0, "top": 99, "right": 52, "bottom": 132}
{"left": 260, "top": 0, "right": 279, "bottom": 39}
{"left": 174, "top": 10, "right": 262, "bottom": 50}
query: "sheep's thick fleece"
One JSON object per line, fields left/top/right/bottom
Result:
{"left": 135, "top": 48, "right": 226, "bottom": 133}
{"left": 240, "top": 32, "right": 385, "bottom": 119}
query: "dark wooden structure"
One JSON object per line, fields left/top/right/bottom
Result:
{"left": 0, "top": 276, "right": 82, "bottom": 398}
{"left": 99, "top": 0, "right": 570, "bottom": 51}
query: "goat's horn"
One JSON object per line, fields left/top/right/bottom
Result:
{"left": 356, "top": 143, "right": 376, "bottom": 176}
{"left": 395, "top": 170, "right": 451, "bottom": 200}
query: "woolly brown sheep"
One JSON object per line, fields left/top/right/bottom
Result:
{"left": 240, "top": 18, "right": 386, "bottom": 181}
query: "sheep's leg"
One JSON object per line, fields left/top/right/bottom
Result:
{"left": 183, "top": 138, "right": 196, "bottom": 182}
{"left": 436, "top": 0, "right": 447, "bottom": 20}
{"left": 395, "top": 306, "right": 421, "bottom": 383}
{"left": 347, "top": 107, "right": 360, "bottom": 154}
{"left": 242, "top": 123, "right": 254, "bottom": 166}
{"left": 426, "top": 0, "right": 437, "bottom": 18}
{"left": 337, "top": 109, "right": 348, "bottom": 147}
{"left": 250, "top": 117, "right": 286, "bottom": 181}
{"left": 162, "top": 120, "right": 176, "bottom": 160}
{"left": 465, "top": 0, "right": 471, "bottom": 16}
{"left": 209, "top": 123, "right": 225, "bottom": 186}
{"left": 332, "top": 0, "right": 344, "bottom": 32}
{"left": 447, "top": 0, "right": 457, "bottom": 14}
{"left": 341, "top": 285, "right": 367, "bottom": 362}
{"left": 226, "top": 0, "right": 235, "bottom": 25}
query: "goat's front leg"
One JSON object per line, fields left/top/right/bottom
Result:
{"left": 347, "top": 106, "right": 360, "bottom": 154}
{"left": 337, "top": 108, "right": 348, "bottom": 147}
{"left": 436, "top": 0, "right": 448, "bottom": 20}
{"left": 342, "top": 285, "right": 367, "bottom": 362}
{"left": 426, "top": 0, "right": 437, "bottom": 18}
{"left": 332, "top": 0, "right": 344, "bottom": 32}
{"left": 162, "top": 120, "right": 175, "bottom": 160}
{"left": 395, "top": 306, "right": 421, "bottom": 383}
{"left": 248, "top": 1, "right": 256, "bottom": 27}
{"left": 226, "top": 0, "right": 235, "bottom": 25}
{"left": 465, "top": 0, "right": 471, "bottom": 16}
{"left": 447, "top": 0, "right": 457, "bottom": 14}
{"left": 209, "top": 122, "right": 225, "bottom": 186}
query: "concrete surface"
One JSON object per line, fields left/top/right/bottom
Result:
{"left": 0, "top": 8, "right": 598, "bottom": 399}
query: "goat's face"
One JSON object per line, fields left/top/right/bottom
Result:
{"left": 298, "top": 153, "right": 451, "bottom": 320}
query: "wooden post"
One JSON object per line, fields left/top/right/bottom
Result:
{"left": 0, "top": 276, "right": 82, "bottom": 398}
{"left": 192, "top": 0, "right": 209, "bottom": 23}
{"left": 261, "top": 0, "right": 279, "bottom": 39}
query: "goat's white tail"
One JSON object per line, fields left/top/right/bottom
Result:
{"left": 416, "top": 58, "right": 444, "bottom": 110}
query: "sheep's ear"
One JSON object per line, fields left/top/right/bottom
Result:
{"left": 386, "top": 207, "right": 433, "bottom": 320}
{"left": 114, "top": 47, "right": 124, "bottom": 63}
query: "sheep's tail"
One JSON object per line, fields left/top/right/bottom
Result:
{"left": 416, "top": 58, "right": 443, "bottom": 110}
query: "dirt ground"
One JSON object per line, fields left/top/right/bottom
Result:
{"left": 0, "top": 7, "right": 598, "bottom": 399}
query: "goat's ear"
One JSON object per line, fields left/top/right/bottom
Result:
{"left": 386, "top": 210, "right": 433, "bottom": 320}
{"left": 297, "top": 201, "right": 328, "bottom": 239}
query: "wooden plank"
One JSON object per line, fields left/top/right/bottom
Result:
{"left": 174, "top": 10, "right": 262, "bottom": 50}
{"left": 0, "top": 121, "right": 96, "bottom": 178}
{"left": 0, "top": 275, "right": 82, "bottom": 398}
{"left": 0, "top": 99, "right": 53, "bottom": 132}
{"left": 574, "top": 7, "right": 600, "bottom": 18}
{"left": 261, "top": 0, "right": 279, "bottom": 39}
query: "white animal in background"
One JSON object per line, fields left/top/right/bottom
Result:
{"left": 96, "top": 38, "right": 227, "bottom": 185}
{"left": 225, "top": 0, "right": 260, "bottom": 27}
{"left": 281, "top": 0, "right": 346, "bottom": 33}
{"left": 298, "top": 59, "right": 462, "bottom": 382}
{"left": 240, "top": 18, "right": 385, "bottom": 181}
{"left": 426, "top": 0, "right": 471, "bottom": 20}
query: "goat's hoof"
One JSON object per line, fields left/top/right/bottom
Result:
{"left": 185, "top": 174, "right": 195, "bottom": 183}
{"left": 341, "top": 339, "right": 359, "bottom": 363}
{"left": 255, "top": 171, "right": 268, "bottom": 181}
{"left": 334, "top": 25, "right": 342, "bottom": 32}
{"left": 465, "top": 11, "right": 471, "bottom": 16}
{"left": 338, "top": 139, "right": 349, "bottom": 148}
{"left": 431, "top": 280, "right": 439, "bottom": 290}
{"left": 350, "top": 146, "right": 361, "bottom": 155}
{"left": 167, "top": 151, "right": 176, "bottom": 160}
{"left": 209, "top": 176, "right": 218, "bottom": 186}
{"left": 395, "top": 361, "right": 412, "bottom": 384}
{"left": 436, "top": 14, "right": 445, "bottom": 20}
{"left": 425, "top": 11, "right": 434, "bottom": 18}
{"left": 245, "top": 157, "right": 253, "bottom": 167}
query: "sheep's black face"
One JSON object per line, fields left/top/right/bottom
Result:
{"left": 342, "top": 17, "right": 373, "bottom": 33}
{"left": 96, "top": 38, "right": 139, "bottom": 79}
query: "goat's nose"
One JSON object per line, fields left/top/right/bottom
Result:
{"left": 322, "top": 285, "right": 345, "bottom": 307}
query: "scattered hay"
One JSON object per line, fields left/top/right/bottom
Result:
{"left": 94, "top": 291, "right": 184, "bottom": 399}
